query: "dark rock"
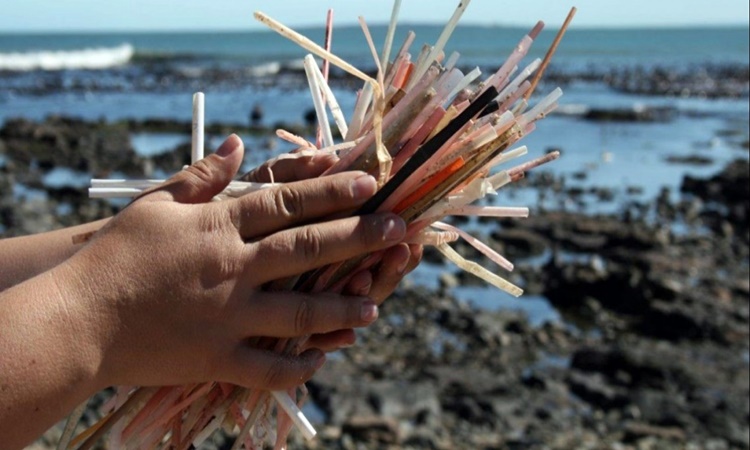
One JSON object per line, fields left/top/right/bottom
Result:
{"left": 583, "top": 106, "right": 676, "bottom": 122}
{"left": 341, "top": 416, "right": 400, "bottom": 444}
{"left": 665, "top": 154, "right": 714, "bottom": 165}
{"left": 567, "top": 370, "right": 629, "bottom": 410}
{"left": 622, "top": 421, "right": 687, "bottom": 442}
{"left": 490, "top": 228, "right": 549, "bottom": 259}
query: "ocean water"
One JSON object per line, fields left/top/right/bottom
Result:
{"left": 0, "top": 26, "right": 748, "bottom": 324}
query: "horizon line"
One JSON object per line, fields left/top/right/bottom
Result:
{"left": 1, "top": 21, "right": 748, "bottom": 35}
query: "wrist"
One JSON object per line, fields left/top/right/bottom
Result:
{"left": 0, "top": 260, "right": 110, "bottom": 447}
{"left": 49, "top": 257, "right": 111, "bottom": 391}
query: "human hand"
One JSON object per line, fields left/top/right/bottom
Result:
{"left": 59, "top": 134, "right": 406, "bottom": 391}
{"left": 242, "top": 144, "right": 424, "bottom": 352}
{"left": 239, "top": 155, "right": 426, "bottom": 357}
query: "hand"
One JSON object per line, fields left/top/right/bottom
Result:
{"left": 302, "top": 243, "right": 423, "bottom": 352}
{"left": 60, "top": 134, "right": 407, "bottom": 391}
{"left": 243, "top": 144, "right": 424, "bottom": 352}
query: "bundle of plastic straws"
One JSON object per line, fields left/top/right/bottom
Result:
{"left": 61, "top": 1, "right": 576, "bottom": 449}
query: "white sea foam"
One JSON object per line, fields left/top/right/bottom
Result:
{"left": 245, "top": 61, "right": 281, "bottom": 77}
{"left": 0, "top": 44, "right": 134, "bottom": 71}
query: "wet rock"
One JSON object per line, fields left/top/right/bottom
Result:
{"left": 567, "top": 371, "right": 629, "bottom": 410}
{"left": 682, "top": 160, "right": 749, "bottom": 237}
{"left": 341, "top": 416, "right": 400, "bottom": 445}
{"left": 606, "top": 64, "right": 750, "bottom": 99}
{"left": 583, "top": 106, "right": 676, "bottom": 123}
{"left": 490, "top": 228, "right": 549, "bottom": 259}
{"left": 622, "top": 422, "right": 686, "bottom": 443}
{"left": 664, "top": 154, "right": 714, "bottom": 165}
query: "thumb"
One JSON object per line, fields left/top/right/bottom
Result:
{"left": 144, "top": 134, "right": 244, "bottom": 203}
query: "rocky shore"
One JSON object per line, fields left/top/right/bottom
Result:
{"left": 1, "top": 60, "right": 747, "bottom": 100}
{"left": 3, "top": 117, "right": 748, "bottom": 450}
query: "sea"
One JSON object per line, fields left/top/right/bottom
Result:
{"left": 1, "top": 25, "right": 748, "bottom": 325}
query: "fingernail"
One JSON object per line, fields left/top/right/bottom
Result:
{"left": 397, "top": 254, "right": 410, "bottom": 275}
{"left": 361, "top": 300, "right": 379, "bottom": 322}
{"left": 216, "top": 134, "right": 241, "bottom": 157}
{"left": 382, "top": 215, "right": 406, "bottom": 242}
{"left": 351, "top": 174, "right": 377, "bottom": 200}
{"left": 356, "top": 280, "right": 372, "bottom": 296}
{"left": 341, "top": 335, "right": 357, "bottom": 348}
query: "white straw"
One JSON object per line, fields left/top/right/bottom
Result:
{"left": 191, "top": 92, "right": 205, "bottom": 164}
{"left": 89, "top": 180, "right": 273, "bottom": 199}
{"left": 494, "top": 58, "right": 541, "bottom": 105}
{"left": 89, "top": 187, "right": 144, "bottom": 198}
{"left": 410, "top": 0, "right": 471, "bottom": 88}
{"left": 271, "top": 391, "right": 316, "bottom": 441}
{"left": 520, "top": 87, "right": 563, "bottom": 126}
{"left": 91, "top": 179, "right": 165, "bottom": 188}
{"left": 346, "top": 83, "right": 372, "bottom": 141}
{"left": 310, "top": 58, "right": 348, "bottom": 138}
{"left": 447, "top": 205, "right": 530, "bottom": 218}
{"left": 485, "top": 145, "right": 528, "bottom": 170}
{"left": 444, "top": 51, "right": 461, "bottom": 72}
{"left": 380, "top": 0, "right": 402, "bottom": 69}
{"left": 303, "top": 55, "right": 334, "bottom": 148}
{"left": 445, "top": 66, "right": 482, "bottom": 108}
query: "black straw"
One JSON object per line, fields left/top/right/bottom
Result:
{"left": 355, "top": 86, "right": 499, "bottom": 216}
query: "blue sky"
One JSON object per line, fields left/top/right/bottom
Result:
{"left": 1, "top": 0, "right": 748, "bottom": 32}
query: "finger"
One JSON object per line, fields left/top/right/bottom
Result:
{"left": 303, "top": 329, "right": 356, "bottom": 352}
{"left": 142, "top": 134, "right": 244, "bottom": 203}
{"left": 240, "top": 152, "right": 339, "bottom": 183}
{"left": 343, "top": 270, "right": 373, "bottom": 297}
{"left": 228, "top": 172, "right": 377, "bottom": 239}
{"left": 246, "top": 213, "right": 406, "bottom": 283}
{"left": 233, "top": 292, "right": 378, "bottom": 338}
{"left": 221, "top": 347, "right": 326, "bottom": 390}
{"left": 369, "top": 244, "right": 422, "bottom": 304}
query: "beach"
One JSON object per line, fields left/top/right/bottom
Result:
{"left": 2, "top": 24, "right": 748, "bottom": 449}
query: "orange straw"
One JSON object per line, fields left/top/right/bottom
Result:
{"left": 394, "top": 157, "right": 464, "bottom": 214}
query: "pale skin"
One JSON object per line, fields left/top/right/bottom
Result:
{"left": 0, "top": 134, "right": 422, "bottom": 449}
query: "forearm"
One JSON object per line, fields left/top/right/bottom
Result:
{"left": 0, "top": 262, "right": 104, "bottom": 449}
{"left": 0, "top": 218, "right": 109, "bottom": 291}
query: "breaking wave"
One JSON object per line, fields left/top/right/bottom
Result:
{"left": 0, "top": 44, "right": 134, "bottom": 71}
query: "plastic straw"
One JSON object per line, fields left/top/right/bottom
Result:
{"left": 409, "top": 0, "right": 471, "bottom": 89}
{"left": 271, "top": 391, "right": 316, "bottom": 441}
{"left": 303, "top": 55, "right": 334, "bottom": 148}
{"left": 191, "top": 92, "right": 205, "bottom": 164}
{"left": 380, "top": 0, "right": 402, "bottom": 69}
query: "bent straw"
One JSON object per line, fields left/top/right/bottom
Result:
{"left": 191, "top": 92, "right": 204, "bottom": 164}
{"left": 437, "top": 243, "right": 523, "bottom": 296}
{"left": 254, "top": 12, "right": 374, "bottom": 86}
{"left": 525, "top": 6, "right": 577, "bottom": 101}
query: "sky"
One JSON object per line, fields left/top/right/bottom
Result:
{"left": 0, "top": 0, "right": 748, "bottom": 32}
